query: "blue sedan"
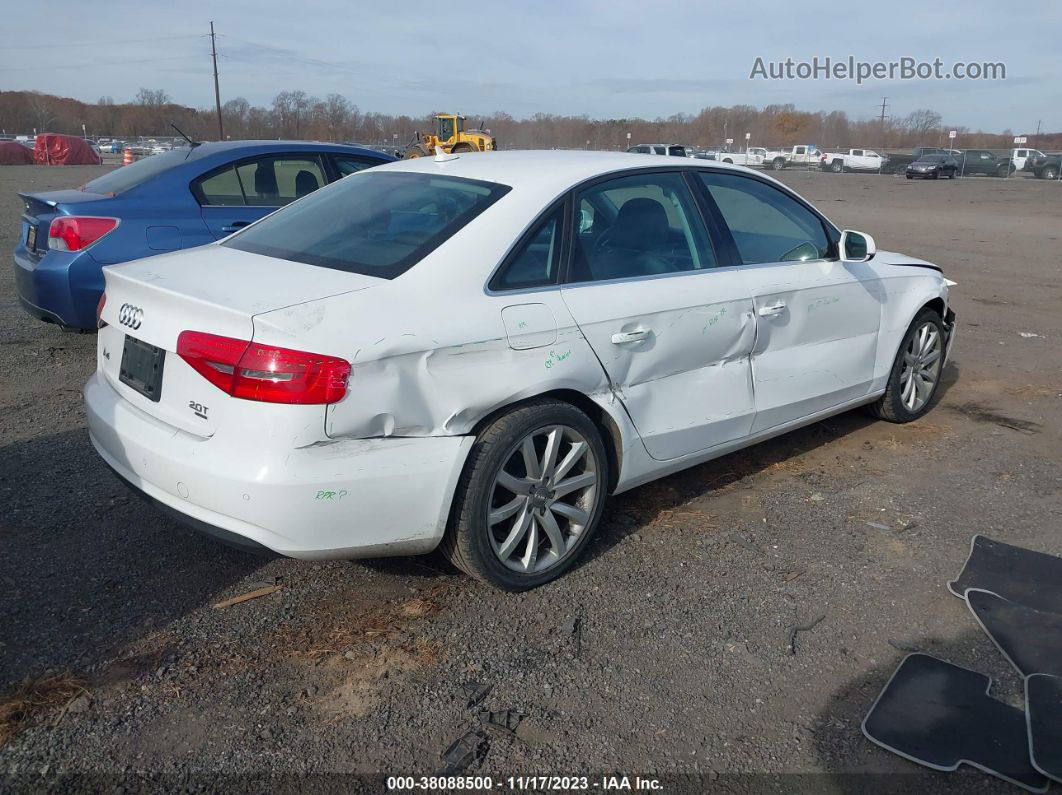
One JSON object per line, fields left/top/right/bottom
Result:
{"left": 14, "top": 140, "right": 394, "bottom": 331}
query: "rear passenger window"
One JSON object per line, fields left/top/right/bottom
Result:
{"left": 334, "top": 156, "right": 375, "bottom": 177}
{"left": 490, "top": 207, "right": 563, "bottom": 290}
{"left": 236, "top": 156, "right": 326, "bottom": 206}
{"left": 569, "top": 172, "right": 717, "bottom": 283}
{"left": 698, "top": 172, "right": 831, "bottom": 265}
{"left": 193, "top": 166, "right": 244, "bottom": 206}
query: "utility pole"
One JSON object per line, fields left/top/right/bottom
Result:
{"left": 210, "top": 21, "right": 224, "bottom": 140}
{"left": 1035, "top": 119, "right": 1041, "bottom": 147}
{"left": 877, "top": 97, "right": 890, "bottom": 173}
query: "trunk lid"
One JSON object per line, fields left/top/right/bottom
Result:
{"left": 98, "top": 246, "right": 380, "bottom": 436}
{"left": 18, "top": 189, "right": 112, "bottom": 261}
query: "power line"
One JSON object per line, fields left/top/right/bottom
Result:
{"left": 0, "top": 54, "right": 205, "bottom": 72}
{"left": 2, "top": 34, "right": 207, "bottom": 50}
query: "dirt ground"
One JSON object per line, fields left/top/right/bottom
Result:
{"left": 1, "top": 163, "right": 1060, "bottom": 792}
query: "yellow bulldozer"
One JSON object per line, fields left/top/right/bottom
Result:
{"left": 405, "top": 114, "right": 497, "bottom": 158}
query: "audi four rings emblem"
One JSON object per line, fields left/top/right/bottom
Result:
{"left": 118, "top": 303, "right": 143, "bottom": 330}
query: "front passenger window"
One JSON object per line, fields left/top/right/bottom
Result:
{"left": 698, "top": 172, "right": 831, "bottom": 265}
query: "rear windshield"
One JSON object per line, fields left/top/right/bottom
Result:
{"left": 83, "top": 148, "right": 195, "bottom": 195}
{"left": 223, "top": 171, "right": 511, "bottom": 279}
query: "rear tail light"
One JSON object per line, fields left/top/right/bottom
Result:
{"left": 96, "top": 293, "right": 107, "bottom": 329}
{"left": 176, "top": 331, "right": 350, "bottom": 405}
{"left": 48, "top": 217, "right": 119, "bottom": 252}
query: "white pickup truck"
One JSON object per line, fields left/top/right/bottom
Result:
{"left": 819, "top": 148, "right": 886, "bottom": 173}
{"left": 1010, "top": 148, "right": 1046, "bottom": 171}
{"left": 763, "top": 145, "right": 820, "bottom": 170}
{"left": 706, "top": 149, "right": 765, "bottom": 166}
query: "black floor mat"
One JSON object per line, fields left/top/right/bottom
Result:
{"left": 862, "top": 653, "right": 1048, "bottom": 792}
{"left": 949, "top": 535, "right": 1062, "bottom": 613}
{"left": 1027, "top": 674, "right": 1062, "bottom": 783}
{"left": 967, "top": 588, "right": 1062, "bottom": 678}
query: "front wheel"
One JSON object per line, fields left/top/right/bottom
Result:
{"left": 771, "top": 158, "right": 786, "bottom": 170}
{"left": 442, "top": 400, "right": 609, "bottom": 590}
{"left": 1041, "top": 166, "right": 1058, "bottom": 180}
{"left": 830, "top": 160, "right": 843, "bottom": 173}
{"left": 866, "top": 309, "right": 946, "bottom": 423}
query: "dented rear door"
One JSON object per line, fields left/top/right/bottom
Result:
{"left": 561, "top": 269, "right": 757, "bottom": 461}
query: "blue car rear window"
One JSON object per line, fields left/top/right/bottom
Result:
{"left": 83, "top": 148, "right": 196, "bottom": 195}
{"left": 222, "top": 171, "right": 511, "bottom": 279}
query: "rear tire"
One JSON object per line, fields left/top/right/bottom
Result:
{"left": 771, "top": 157, "right": 786, "bottom": 170}
{"left": 1041, "top": 166, "right": 1058, "bottom": 180}
{"left": 451, "top": 143, "right": 476, "bottom": 153}
{"left": 866, "top": 308, "right": 946, "bottom": 423}
{"left": 441, "top": 400, "right": 609, "bottom": 591}
{"left": 404, "top": 144, "right": 430, "bottom": 159}
{"left": 830, "top": 160, "right": 843, "bottom": 173}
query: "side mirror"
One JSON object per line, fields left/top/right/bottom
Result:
{"left": 841, "top": 230, "right": 876, "bottom": 263}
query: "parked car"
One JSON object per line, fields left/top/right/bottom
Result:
{"left": 819, "top": 148, "right": 886, "bottom": 173}
{"left": 626, "top": 143, "right": 693, "bottom": 157}
{"left": 955, "top": 149, "right": 1014, "bottom": 177}
{"left": 884, "top": 147, "right": 961, "bottom": 174}
{"left": 14, "top": 140, "right": 394, "bottom": 331}
{"left": 763, "top": 145, "right": 820, "bottom": 170}
{"left": 86, "top": 151, "right": 956, "bottom": 590}
{"left": 906, "top": 153, "right": 959, "bottom": 179}
{"left": 1029, "top": 153, "right": 1062, "bottom": 180}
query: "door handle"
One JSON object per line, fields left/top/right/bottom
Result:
{"left": 757, "top": 301, "right": 787, "bottom": 317}
{"left": 221, "top": 221, "right": 251, "bottom": 233}
{"left": 611, "top": 329, "right": 650, "bottom": 344}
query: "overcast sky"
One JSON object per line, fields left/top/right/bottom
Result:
{"left": 3, "top": 0, "right": 1059, "bottom": 132}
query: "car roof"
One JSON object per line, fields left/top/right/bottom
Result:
{"left": 373, "top": 150, "right": 746, "bottom": 195}
{"left": 165, "top": 139, "right": 393, "bottom": 163}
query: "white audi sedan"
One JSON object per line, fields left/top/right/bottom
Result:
{"left": 86, "top": 151, "right": 955, "bottom": 590}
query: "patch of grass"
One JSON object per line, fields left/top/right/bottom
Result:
{"left": 0, "top": 673, "right": 87, "bottom": 746}
{"left": 285, "top": 584, "right": 449, "bottom": 659}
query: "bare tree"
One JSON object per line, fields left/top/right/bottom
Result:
{"left": 323, "top": 94, "right": 352, "bottom": 141}
{"left": 272, "top": 90, "right": 313, "bottom": 138}
{"left": 28, "top": 92, "right": 57, "bottom": 132}
{"left": 903, "top": 109, "right": 943, "bottom": 143}
{"left": 135, "top": 88, "right": 170, "bottom": 107}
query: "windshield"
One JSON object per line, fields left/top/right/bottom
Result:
{"left": 83, "top": 147, "right": 194, "bottom": 194}
{"left": 223, "top": 171, "right": 511, "bottom": 279}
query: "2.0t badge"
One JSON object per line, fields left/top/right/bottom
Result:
{"left": 118, "top": 303, "right": 143, "bottom": 330}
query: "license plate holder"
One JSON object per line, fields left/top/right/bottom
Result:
{"left": 119, "top": 335, "right": 166, "bottom": 402}
{"left": 26, "top": 224, "right": 37, "bottom": 250}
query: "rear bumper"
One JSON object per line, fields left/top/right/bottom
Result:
{"left": 13, "top": 244, "right": 101, "bottom": 330}
{"left": 84, "top": 372, "right": 474, "bottom": 559}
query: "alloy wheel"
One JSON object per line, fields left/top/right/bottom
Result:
{"left": 899, "top": 321, "right": 943, "bottom": 413}
{"left": 487, "top": 425, "right": 599, "bottom": 573}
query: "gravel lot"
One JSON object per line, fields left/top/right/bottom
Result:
{"left": 1, "top": 163, "right": 1060, "bottom": 792}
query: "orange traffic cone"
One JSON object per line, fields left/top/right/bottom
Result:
{"left": 122, "top": 148, "right": 134, "bottom": 166}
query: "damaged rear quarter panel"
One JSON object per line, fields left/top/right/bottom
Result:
{"left": 249, "top": 212, "right": 620, "bottom": 443}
